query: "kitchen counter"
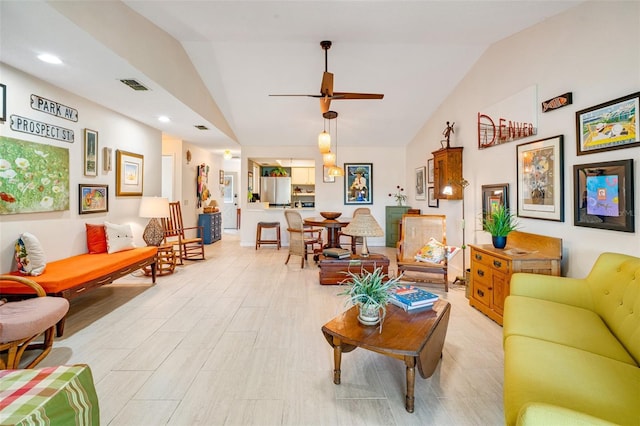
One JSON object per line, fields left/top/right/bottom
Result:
{"left": 241, "top": 206, "right": 318, "bottom": 247}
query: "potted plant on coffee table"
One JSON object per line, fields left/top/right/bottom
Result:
{"left": 338, "top": 267, "right": 402, "bottom": 332}
{"left": 483, "top": 204, "right": 520, "bottom": 249}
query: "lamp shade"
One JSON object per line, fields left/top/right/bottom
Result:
{"left": 341, "top": 213, "right": 384, "bottom": 237}
{"left": 322, "top": 151, "right": 336, "bottom": 167}
{"left": 318, "top": 131, "right": 331, "bottom": 153}
{"left": 223, "top": 149, "right": 232, "bottom": 160}
{"left": 208, "top": 199, "right": 218, "bottom": 208}
{"left": 138, "top": 196, "right": 170, "bottom": 218}
{"left": 327, "top": 165, "right": 344, "bottom": 177}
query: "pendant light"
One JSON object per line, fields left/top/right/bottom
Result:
{"left": 326, "top": 111, "right": 344, "bottom": 177}
{"left": 318, "top": 117, "right": 331, "bottom": 153}
{"left": 223, "top": 149, "right": 232, "bottom": 160}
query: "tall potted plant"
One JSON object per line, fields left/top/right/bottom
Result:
{"left": 338, "top": 267, "right": 402, "bottom": 332}
{"left": 483, "top": 205, "right": 519, "bottom": 249}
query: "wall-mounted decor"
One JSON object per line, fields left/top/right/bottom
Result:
{"left": 84, "top": 129, "right": 98, "bottom": 177}
{"left": 248, "top": 171, "right": 253, "bottom": 192}
{"left": 482, "top": 183, "right": 509, "bottom": 230}
{"left": 575, "top": 92, "right": 639, "bottom": 155}
{"left": 573, "top": 159, "right": 634, "bottom": 233}
{"left": 0, "top": 136, "right": 70, "bottom": 215}
{"left": 415, "top": 166, "right": 426, "bottom": 200}
{"left": 103, "top": 147, "right": 112, "bottom": 172}
{"left": 344, "top": 163, "right": 372, "bottom": 205}
{"left": 196, "top": 163, "right": 210, "bottom": 208}
{"left": 30, "top": 94, "right": 78, "bottom": 122}
{"left": 116, "top": 150, "right": 143, "bottom": 196}
{"left": 427, "top": 187, "right": 438, "bottom": 208}
{"left": 542, "top": 92, "right": 572, "bottom": 113}
{"left": 9, "top": 115, "right": 74, "bottom": 143}
{"left": 427, "top": 158, "right": 434, "bottom": 184}
{"left": 0, "top": 83, "right": 6, "bottom": 122}
{"left": 79, "top": 184, "right": 108, "bottom": 214}
{"left": 219, "top": 169, "right": 224, "bottom": 185}
{"left": 516, "top": 135, "right": 564, "bottom": 221}
{"left": 323, "top": 165, "right": 335, "bottom": 183}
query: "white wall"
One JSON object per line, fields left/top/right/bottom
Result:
{"left": 0, "top": 64, "right": 162, "bottom": 271}
{"left": 406, "top": 1, "right": 640, "bottom": 278}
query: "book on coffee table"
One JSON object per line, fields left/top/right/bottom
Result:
{"left": 389, "top": 296, "right": 434, "bottom": 312}
{"left": 323, "top": 248, "right": 351, "bottom": 259}
{"left": 391, "top": 285, "right": 439, "bottom": 307}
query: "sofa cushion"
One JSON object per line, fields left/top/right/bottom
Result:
{"left": 0, "top": 297, "right": 69, "bottom": 343}
{"left": 504, "top": 295, "right": 637, "bottom": 365}
{"left": 14, "top": 232, "right": 47, "bottom": 276}
{"left": 85, "top": 223, "right": 107, "bottom": 254}
{"left": 504, "top": 335, "right": 640, "bottom": 426}
{"left": 104, "top": 222, "right": 135, "bottom": 254}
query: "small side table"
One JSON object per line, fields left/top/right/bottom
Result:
{"left": 144, "top": 243, "right": 177, "bottom": 276}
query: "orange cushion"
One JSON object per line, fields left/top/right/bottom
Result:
{"left": 86, "top": 223, "right": 107, "bottom": 254}
{"left": 0, "top": 247, "right": 157, "bottom": 295}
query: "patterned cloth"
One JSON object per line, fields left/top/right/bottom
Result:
{"left": 0, "top": 364, "right": 99, "bottom": 425}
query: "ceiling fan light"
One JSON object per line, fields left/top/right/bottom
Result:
{"left": 322, "top": 152, "right": 336, "bottom": 167}
{"left": 318, "top": 131, "right": 331, "bottom": 153}
{"left": 327, "top": 165, "right": 343, "bottom": 177}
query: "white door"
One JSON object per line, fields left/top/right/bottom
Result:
{"left": 222, "top": 173, "right": 237, "bottom": 228}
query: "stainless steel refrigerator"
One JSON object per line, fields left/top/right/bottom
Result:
{"left": 260, "top": 177, "right": 292, "bottom": 206}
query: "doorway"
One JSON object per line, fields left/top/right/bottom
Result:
{"left": 222, "top": 172, "right": 238, "bottom": 228}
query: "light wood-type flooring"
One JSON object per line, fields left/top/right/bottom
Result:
{"left": 41, "top": 231, "right": 505, "bottom": 425}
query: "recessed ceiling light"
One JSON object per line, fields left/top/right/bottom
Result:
{"left": 158, "top": 116, "right": 170, "bottom": 123}
{"left": 37, "top": 53, "right": 62, "bottom": 65}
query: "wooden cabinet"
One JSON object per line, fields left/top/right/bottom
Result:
{"left": 291, "top": 167, "right": 315, "bottom": 185}
{"left": 432, "top": 147, "right": 463, "bottom": 199}
{"left": 469, "top": 231, "right": 562, "bottom": 325}
{"left": 385, "top": 206, "right": 411, "bottom": 247}
{"left": 198, "top": 212, "right": 222, "bottom": 244}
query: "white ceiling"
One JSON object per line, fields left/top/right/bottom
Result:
{"left": 0, "top": 1, "right": 583, "bottom": 157}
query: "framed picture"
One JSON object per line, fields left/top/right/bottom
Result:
{"left": 575, "top": 92, "right": 639, "bottom": 155}
{"left": 115, "top": 150, "right": 143, "bottom": 196}
{"left": 516, "top": 135, "right": 564, "bottom": 221}
{"left": 427, "top": 158, "right": 434, "bottom": 184}
{"left": 323, "top": 165, "right": 335, "bottom": 183}
{"left": 0, "top": 83, "right": 6, "bottom": 122}
{"left": 573, "top": 159, "right": 634, "bottom": 233}
{"left": 415, "top": 166, "right": 426, "bottom": 200}
{"left": 427, "top": 187, "right": 438, "bottom": 208}
{"left": 248, "top": 171, "right": 253, "bottom": 191}
{"left": 79, "top": 184, "right": 108, "bottom": 214}
{"left": 482, "top": 183, "right": 509, "bottom": 230}
{"left": 84, "top": 129, "right": 98, "bottom": 176}
{"left": 219, "top": 169, "right": 224, "bottom": 185}
{"left": 344, "top": 163, "right": 372, "bottom": 205}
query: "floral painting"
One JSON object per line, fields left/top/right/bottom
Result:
{"left": 0, "top": 136, "right": 69, "bottom": 215}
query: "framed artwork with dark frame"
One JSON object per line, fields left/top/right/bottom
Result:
{"left": 516, "top": 135, "right": 564, "bottom": 222}
{"left": 415, "top": 166, "right": 426, "bottom": 200}
{"left": 575, "top": 92, "right": 639, "bottom": 155}
{"left": 0, "top": 83, "right": 6, "bottom": 122}
{"left": 219, "top": 169, "right": 224, "bottom": 185}
{"left": 573, "top": 159, "right": 634, "bottom": 233}
{"left": 323, "top": 165, "right": 335, "bottom": 183}
{"left": 427, "top": 187, "right": 438, "bottom": 208}
{"left": 427, "top": 158, "right": 434, "bottom": 184}
{"left": 482, "top": 183, "right": 509, "bottom": 230}
{"left": 83, "top": 129, "right": 98, "bottom": 177}
{"left": 344, "top": 163, "right": 372, "bottom": 205}
{"left": 115, "top": 150, "right": 143, "bottom": 196}
{"left": 79, "top": 184, "right": 108, "bottom": 214}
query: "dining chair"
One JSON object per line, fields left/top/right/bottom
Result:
{"left": 284, "top": 209, "right": 323, "bottom": 268}
{"left": 162, "top": 201, "right": 205, "bottom": 264}
{"left": 396, "top": 214, "right": 450, "bottom": 291}
{"left": 339, "top": 207, "right": 370, "bottom": 254}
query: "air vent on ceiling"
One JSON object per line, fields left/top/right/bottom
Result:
{"left": 120, "top": 79, "right": 149, "bottom": 91}
{"left": 194, "top": 125, "right": 209, "bottom": 130}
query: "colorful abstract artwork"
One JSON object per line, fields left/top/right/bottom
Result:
{"left": 0, "top": 136, "right": 69, "bottom": 214}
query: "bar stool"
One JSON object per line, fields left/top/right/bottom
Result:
{"left": 255, "top": 221, "right": 281, "bottom": 249}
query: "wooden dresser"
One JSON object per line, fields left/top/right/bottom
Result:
{"left": 469, "top": 231, "right": 562, "bottom": 325}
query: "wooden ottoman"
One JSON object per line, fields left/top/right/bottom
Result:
{"left": 318, "top": 254, "right": 390, "bottom": 285}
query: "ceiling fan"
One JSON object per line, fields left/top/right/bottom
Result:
{"left": 269, "top": 40, "right": 384, "bottom": 114}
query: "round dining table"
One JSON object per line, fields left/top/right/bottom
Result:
{"left": 303, "top": 217, "right": 351, "bottom": 249}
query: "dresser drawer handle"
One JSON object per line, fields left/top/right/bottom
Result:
{"left": 475, "top": 253, "right": 482, "bottom": 261}
{"left": 476, "top": 269, "right": 484, "bottom": 277}
{"left": 477, "top": 289, "right": 484, "bottom": 297}
{"left": 493, "top": 260, "right": 502, "bottom": 268}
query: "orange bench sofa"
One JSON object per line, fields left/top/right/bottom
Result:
{"left": 0, "top": 247, "right": 157, "bottom": 336}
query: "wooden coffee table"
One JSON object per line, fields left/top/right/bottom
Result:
{"left": 321, "top": 299, "right": 451, "bottom": 413}
{"left": 318, "top": 254, "right": 390, "bottom": 285}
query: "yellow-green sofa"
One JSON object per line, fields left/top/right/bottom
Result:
{"left": 503, "top": 252, "right": 640, "bottom": 426}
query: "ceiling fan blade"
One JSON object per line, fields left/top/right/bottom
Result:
{"left": 321, "top": 72, "right": 334, "bottom": 97}
{"left": 320, "top": 97, "right": 331, "bottom": 114}
{"left": 332, "top": 92, "right": 384, "bottom": 100}
{"left": 269, "top": 94, "right": 320, "bottom": 97}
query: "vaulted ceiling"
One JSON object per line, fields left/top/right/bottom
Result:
{"left": 0, "top": 1, "right": 583, "bottom": 156}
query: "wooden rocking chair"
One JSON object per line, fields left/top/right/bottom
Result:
{"left": 396, "top": 214, "right": 450, "bottom": 291}
{"left": 162, "top": 201, "right": 205, "bottom": 264}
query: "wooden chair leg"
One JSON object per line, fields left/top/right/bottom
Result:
{"left": 285, "top": 254, "right": 291, "bottom": 265}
